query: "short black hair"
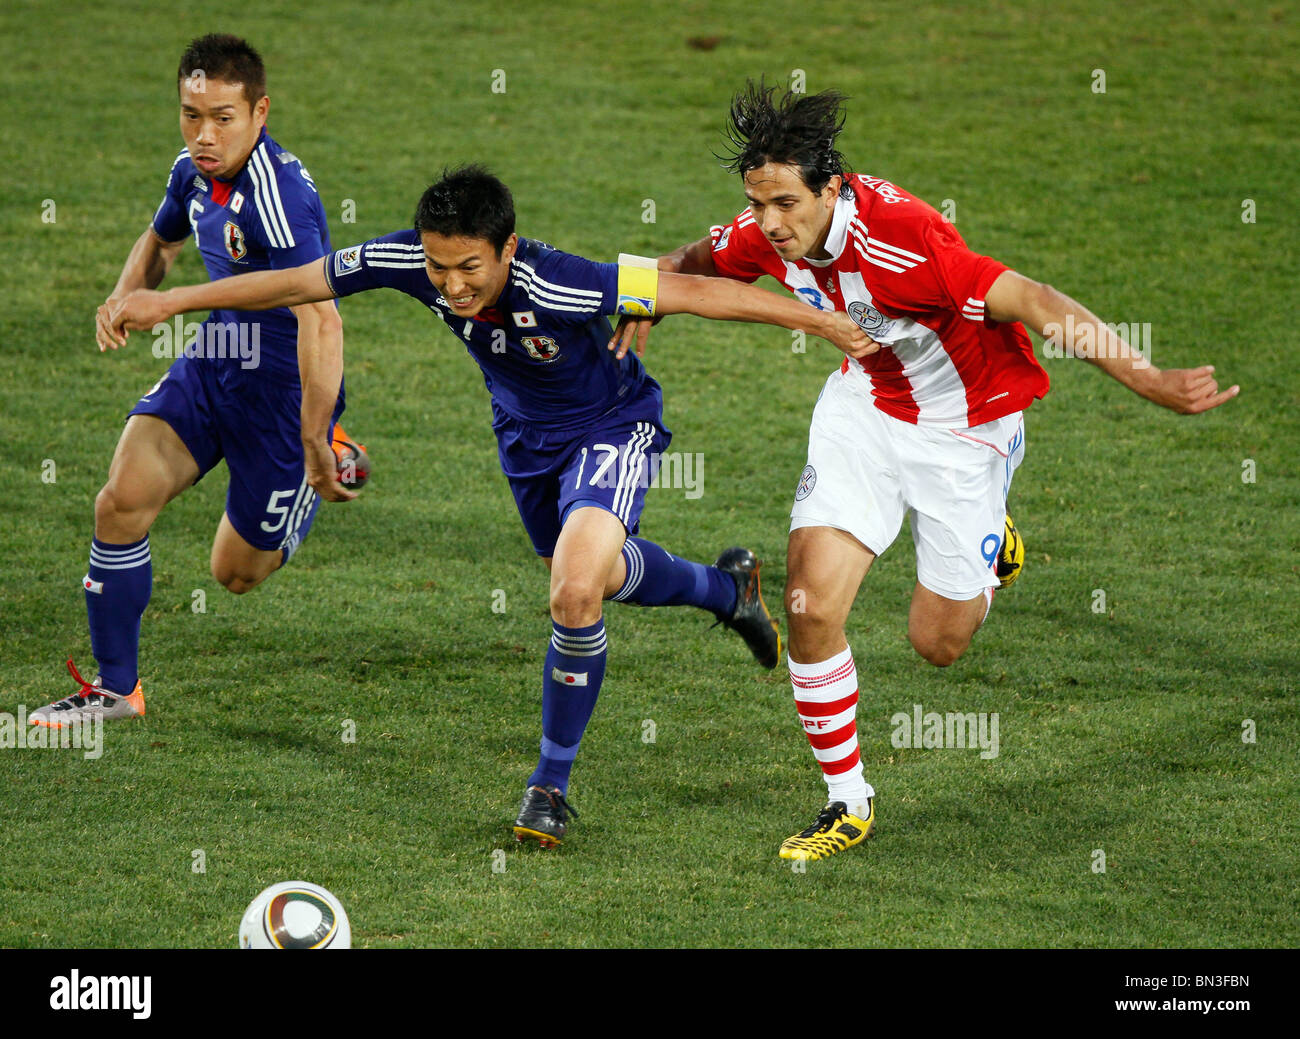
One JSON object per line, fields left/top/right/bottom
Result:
{"left": 413, "top": 165, "right": 516, "bottom": 256}
{"left": 719, "top": 79, "right": 853, "bottom": 199}
{"left": 177, "top": 34, "right": 267, "bottom": 109}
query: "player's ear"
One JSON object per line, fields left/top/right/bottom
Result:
{"left": 253, "top": 94, "right": 270, "bottom": 126}
{"left": 499, "top": 234, "right": 519, "bottom": 263}
{"left": 824, "top": 174, "right": 843, "bottom": 205}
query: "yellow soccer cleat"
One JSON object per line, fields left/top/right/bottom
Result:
{"left": 778, "top": 800, "right": 875, "bottom": 861}
{"left": 996, "top": 514, "right": 1024, "bottom": 590}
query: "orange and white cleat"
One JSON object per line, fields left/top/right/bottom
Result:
{"left": 29, "top": 659, "right": 145, "bottom": 728}
{"left": 330, "top": 423, "right": 371, "bottom": 489}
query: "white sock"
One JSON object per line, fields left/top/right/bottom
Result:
{"left": 788, "top": 645, "right": 875, "bottom": 813}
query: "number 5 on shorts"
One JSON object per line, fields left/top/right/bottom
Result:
{"left": 260, "top": 488, "right": 297, "bottom": 534}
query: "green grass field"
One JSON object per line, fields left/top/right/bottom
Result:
{"left": 1, "top": 0, "right": 1296, "bottom": 948}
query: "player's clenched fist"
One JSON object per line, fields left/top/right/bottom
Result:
{"left": 303, "top": 437, "right": 357, "bottom": 503}
{"left": 95, "top": 297, "right": 131, "bottom": 352}
{"left": 827, "top": 311, "right": 881, "bottom": 360}
{"left": 106, "top": 289, "right": 174, "bottom": 348}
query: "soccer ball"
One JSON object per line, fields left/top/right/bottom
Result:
{"left": 333, "top": 439, "right": 371, "bottom": 489}
{"left": 238, "top": 881, "right": 351, "bottom": 949}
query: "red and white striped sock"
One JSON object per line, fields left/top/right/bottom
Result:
{"left": 789, "top": 645, "right": 874, "bottom": 815}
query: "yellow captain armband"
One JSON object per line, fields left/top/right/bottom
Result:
{"left": 616, "top": 253, "right": 659, "bottom": 317}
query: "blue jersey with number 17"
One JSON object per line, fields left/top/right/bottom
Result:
{"left": 323, "top": 231, "right": 662, "bottom": 432}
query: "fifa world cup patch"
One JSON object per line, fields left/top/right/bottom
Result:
{"left": 551, "top": 667, "right": 588, "bottom": 686}
{"left": 223, "top": 221, "right": 247, "bottom": 262}
{"left": 334, "top": 246, "right": 363, "bottom": 277}
{"left": 616, "top": 253, "right": 659, "bottom": 317}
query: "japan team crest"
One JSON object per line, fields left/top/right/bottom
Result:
{"left": 223, "top": 221, "right": 247, "bottom": 262}
{"left": 521, "top": 335, "right": 560, "bottom": 361}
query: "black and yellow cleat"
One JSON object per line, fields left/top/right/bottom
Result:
{"left": 778, "top": 800, "right": 875, "bottom": 861}
{"left": 712, "top": 546, "right": 781, "bottom": 669}
{"left": 996, "top": 514, "right": 1024, "bottom": 590}
{"left": 512, "top": 784, "right": 579, "bottom": 848}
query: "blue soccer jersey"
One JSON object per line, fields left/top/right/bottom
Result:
{"left": 151, "top": 127, "right": 333, "bottom": 381}
{"left": 323, "top": 232, "right": 658, "bottom": 431}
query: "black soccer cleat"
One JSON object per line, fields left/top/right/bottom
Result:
{"left": 512, "top": 784, "right": 580, "bottom": 848}
{"left": 712, "top": 546, "right": 781, "bottom": 669}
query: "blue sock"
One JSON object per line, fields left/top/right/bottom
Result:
{"left": 528, "top": 619, "right": 608, "bottom": 793}
{"left": 608, "top": 537, "right": 736, "bottom": 616}
{"left": 84, "top": 536, "right": 152, "bottom": 695}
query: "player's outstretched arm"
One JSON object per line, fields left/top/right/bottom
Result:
{"left": 653, "top": 270, "right": 879, "bottom": 359}
{"left": 609, "top": 238, "right": 717, "bottom": 359}
{"left": 106, "top": 258, "right": 336, "bottom": 350}
{"left": 985, "top": 270, "right": 1240, "bottom": 414}
{"left": 95, "top": 228, "right": 188, "bottom": 352}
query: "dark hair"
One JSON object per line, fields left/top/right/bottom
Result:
{"left": 413, "top": 165, "right": 516, "bottom": 256}
{"left": 719, "top": 79, "right": 853, "bottom": 199}
{"left": 177, "top": 34, "right": 267, "bottom": 108}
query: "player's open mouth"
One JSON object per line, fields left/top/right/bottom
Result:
{"left": 195, "top": 156, "right": 220, "bottom": 171}
{"left": 450, "top": 295, "right": 476, "bottom": 309}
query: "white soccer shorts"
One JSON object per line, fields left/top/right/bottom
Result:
{"left": 790, "top": 370, "right": 1026, "bottom": 600}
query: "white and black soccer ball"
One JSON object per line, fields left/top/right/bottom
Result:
{"left": 238, "top": 881, "right": 351, "bottom": 949}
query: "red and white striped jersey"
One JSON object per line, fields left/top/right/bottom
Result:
{"left": 708, "top": 174, "right": 1049, "bottom": 428}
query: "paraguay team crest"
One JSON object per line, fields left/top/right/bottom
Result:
{"left": 847, "top": 300, "right": 892, "bottom": 336}
{"left": 795, "top": 464, "right": 817, "bottom": 501}
{"left": 521, "top": 335, "right": 560, "bottom": 362}
{"left": 223, "top": 221, "right": 247, "bottom": 262}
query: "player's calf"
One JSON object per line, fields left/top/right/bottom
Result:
{"left": 906, "top": 586, "right": 990, "bottom": 667}
{"left": 210, "top": 515, "right": 283, "bottom": 594}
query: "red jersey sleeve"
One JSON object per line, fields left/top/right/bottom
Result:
{"left": 866, "top": 208, "right": 1009, "bottom": 325}
{"left": 707, "top": 211, "right": 771, "bottom": 284}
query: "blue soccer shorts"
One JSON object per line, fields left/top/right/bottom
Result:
{"left": 127, "top": 351, "right": 345, "bottom": 556}
{"left": 494, "top": 405, "right": 671, "bottom": 558}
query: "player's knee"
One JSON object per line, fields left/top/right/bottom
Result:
{"left": 909, "top": 628, "right": 971, "bottom": 668}
{"left": 94, "top": 481, "right": 157, "bottom": 541}
{"left": 784, "top": 583, "right": 838, "bottom": 634}
{"left": 211, "top": 559, "right": 268, "bottom": 595}
{"left": 549, "top": 574, "right": 603, "bottom": 626}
